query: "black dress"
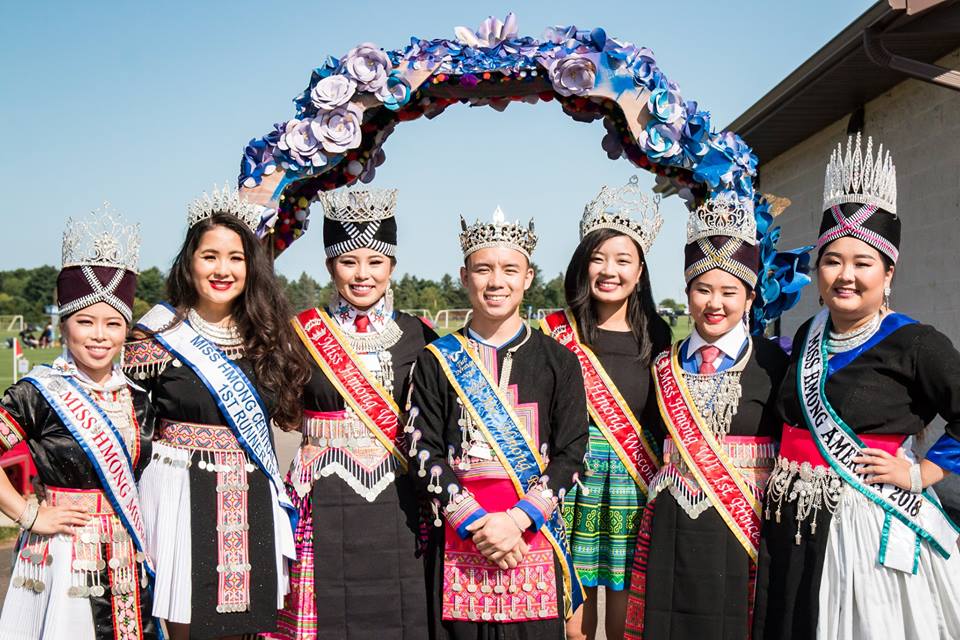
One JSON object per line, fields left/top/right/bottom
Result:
{"left": 0, "top": 370, "right": 158, "bottom": 640}
{"left": 288, "top": 310, "right": 437, "bottom": 639}
{"left": 408, "top": 326, "right": 588, "bottom": 640}
{"left": 126, "top": 336, "right": 281, "bottom": 639}
{"left": 753, "top": 316, "right": 960, "bottom": 640}
{"left": 627, "top": 337, "right": 787, "bottom": 640}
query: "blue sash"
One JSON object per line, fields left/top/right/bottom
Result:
{"left": 25, "top": 364, "right": 154, "bottom": 578}
{"left": 138, "top": 303, "right": 297, "bottom": 531}
{"left": 798, "top": 310, "right": 959, "bottom": 573}
{"left": 427, "top": 332, "right": 584, "bottom": 617}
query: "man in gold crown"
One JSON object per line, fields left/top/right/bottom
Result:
{"left": 405, "top": 206, "right": 588, "bottom": 639}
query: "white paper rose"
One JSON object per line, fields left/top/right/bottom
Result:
{"left": 311, "top": 103, "right": 364, "bottom": 154}
{"left": 310, "top": 75, "right": 357, "bottom": 111}
{"left": 548, "top": 54, "right": 597, "bottom": 97}
{"left": 277, "top": 119, "right": 326, "bottom": 168}
{"left": 341, "top": 43, "right": 392, "bottom": 97}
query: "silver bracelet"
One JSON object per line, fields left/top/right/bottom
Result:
{"left": 505, "top": 509, "right": 528, "bottom": 533}
{"left": 16, "top": 500, "right": 38, "bottom": 531}
{"left": 909, "top": 463, "right": 923, "bottom": 494}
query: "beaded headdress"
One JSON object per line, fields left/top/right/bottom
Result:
{"left": 187, "top": 184, "right": 264, "bottom": 233}
{"left": 459, "top": 206, "right": 537, "bottom": 260}
{"left": 684, "top": 191, "right": 759, "bottom": 287}
{"left": 319, "top": 188, "right": 398, "bottom": 258}
{"left": 58, "top": 203, "right": 140, "bottom": 322}
{"left": 817, "top": 133, "right": 900, "bottom": 262}
{"left": 580, "top": 175, "right": 663, "bottom": 254}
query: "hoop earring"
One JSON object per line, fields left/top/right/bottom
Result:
{"left": 883, "top": 286, "right": 891, "bottom": 309}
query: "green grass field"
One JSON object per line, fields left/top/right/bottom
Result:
{"left": 0, "top": 331, "right": 60, "bottom": 392}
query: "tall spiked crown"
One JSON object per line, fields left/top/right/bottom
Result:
{"left": 580, "top": 175, "right": 663, "bottom": 254}
{"left": 58, "top": 204, "right": 141, "bottom": 322}
{"left": 817, "top": 133, "right": 900, "bottom": 262}
{"left": 319, "top": 188, "right": 398, "bottom": 258}
{"left": 187, "top": 184, "right": 264, "bottom": 233}
{"left": 684, "top": 191, "right": 760, "bottom": 287}
{"left": 460, "top": 206, "right": 538, "bottom": 260}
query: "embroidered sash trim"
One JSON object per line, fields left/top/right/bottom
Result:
{"left": 0, "top": 405, "right": 25, "bottom": 451}
{"left": 24, "top": 368, "right": 153, "bottom": 577}
{"left": 137, "top": 303, "right": 296, "bottom": 531}
{"left": 797, "top": 309, "right": 959, "bottom": 571}
{"left": 541, "top": 310, "right": 660, "bottom": 492}
{"left": 653, "top": 345, "right": 762, "bottom": 561}
{"left": 427, "top": 332, "right": 584, "bottom": 618}
{"left": 292, "top": 307, "right": 407, "bottom": 471}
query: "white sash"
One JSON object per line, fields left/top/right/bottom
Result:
{"left": 25, "top": 366, "right": 154, "bottom": 575}
{"left": 138, "top": 303, "right": 296, "bottom": 529}
{"left": 799, "top": 309, "right": 959, "bottom": 573}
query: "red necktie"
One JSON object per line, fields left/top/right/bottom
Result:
{"left": 354, "top": 314, "right": 370, "bottom": 333}
{"left": 698, "top": 345, "right": 721, "bottom": 374}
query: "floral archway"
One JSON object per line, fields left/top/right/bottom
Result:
{"left": 237, "top": 13, "right": 809, "bottom": 332}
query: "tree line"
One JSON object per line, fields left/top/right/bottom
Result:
{"left": 0, "top": 265, "right": 569, "bottom": 325}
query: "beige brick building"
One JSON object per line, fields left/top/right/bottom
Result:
{"left": 729, "top": 0, "right": 960, "bottom": 511}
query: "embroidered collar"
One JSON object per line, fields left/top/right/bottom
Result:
{"left": 466, "top": 323, "right": 526, "bottom": 350}
{"left": 53, "top": 353, "right": 143, "bottom": 393}
{"left": 329, "top": 291, "right": 393, "bottom": 334}
{"left": 686, "top": 321, "right": 747, "bottom": 362}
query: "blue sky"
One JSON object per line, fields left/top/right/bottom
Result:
{"left": 1, "top": 0, "right": 875, "bottom": 303}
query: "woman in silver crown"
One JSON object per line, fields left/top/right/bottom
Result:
{"left": 753, "top": 134, "right": 960, "bottom": 640}
{"left": 625, "top": 191, "right": 788, "bottom": 640}
{"left": 125, "top": 187, "right": 310, "bottom": 639}
{"left": 267, "top": 188, "right": 436, "bottom": 640}
{"left": 0, "top": 207, "right": 159, "bottom": 639}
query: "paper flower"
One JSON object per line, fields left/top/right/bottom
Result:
{"left": 455, "top": 13, "right": 518, "bottom": 48}
{"left": 639, "top": 121, "right": 682, "bottom": 161}
{"left": 680, "top": 102, "right": 711, "bottom": 161}
{"left": 648, "top": 86, "right": 685, "bottom": 126}
{"left": 342, "top": 43, "right": 392, "bottom": 97}
{"left": 312, "top": 103, "right": 364, "bottom": 154}
{"left": 548, "top": 54, "right": 597, "bottom": 97}
{"left": 277, "top": 119, "right": 327, "bottom": 168}
{"left": 628, "top": 47, "right": 658, "bottom": 89}
{"left": 381, "top": 70, "right": 411, "bottom": 111}
{"left": 310, "top": 75, "right": 357, "bottom": 111}
{"left": 240, "top": 123, "right": 283, "bottom": 187}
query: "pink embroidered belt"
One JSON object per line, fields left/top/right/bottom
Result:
{"left": 780, "top": 423, "right": 903, "bottom": 467}
{"left": 155, "top": 420, "right": 253, "bottom": 614}
{"left": 157, "top": 419, "right": 244, "bottom": 452}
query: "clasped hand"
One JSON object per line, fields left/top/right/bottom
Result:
{"left": 466, "top": 511, "right": 530, "bottom": 570}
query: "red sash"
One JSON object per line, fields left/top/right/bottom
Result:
{"left": 541, "top": 310, "right": 660, "bottom": 491}
{"left": 292, "top": 307, "right": 407, "bottom": 471}
{"left": 653, "top": 343, "right": 761, "bottom": 561}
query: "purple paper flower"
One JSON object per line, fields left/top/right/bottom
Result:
{"left": 277, "top": 119, "right": 327, "bottom": 168}
{"left": 548, "top": 54, "right": 597, "bottom": 97}
{"left": 454, "top": 13, "right": 518, "bottom": 48}
{"left": 312, "top": 103, "right": 364, "bottom": 154}
{"left": 310, "top": 75, "right": 357, "bottom": 111}
{"left": 342, "top": 43, "right": 392, "bottom": 98}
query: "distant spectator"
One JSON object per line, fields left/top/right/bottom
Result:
{"left": 17, "top": 329, "right": 38, "bottom": 349}
{"left": 39, "top": 323, "right": 53, "bottom": 348}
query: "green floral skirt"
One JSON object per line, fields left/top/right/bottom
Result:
{"left": 563, "top": 424, "right": 651, "bottom": 591}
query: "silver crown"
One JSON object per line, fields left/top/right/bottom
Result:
{"left": 187, "top": 184, "right": 264, "bottom": 232}
{"left": 686, "top": 191, "right": 757, "bottom": 246}
{"left": 580, "top": 175, "right": 663, "bottom": 254}
{"left": 460, "top": 206, "right": 538, "bottom": 259}
{"left": 62, "top": 203, "right": 141, "bottom": 273}
{"left": 822, "top": 132, "right": 897, "bottom": 213}
{"left": 318, "top": 188, "right": 398, "bottom": 223}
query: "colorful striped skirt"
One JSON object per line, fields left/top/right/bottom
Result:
{"left": 563, "top": 425, "right": 648, "bottom": 591}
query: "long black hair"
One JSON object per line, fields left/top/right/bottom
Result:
{"left": 166, "top": 213, "right": 311, "bottom": 430}
{"left": 564, "top": 228, "right": 672, "bottom": 364}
